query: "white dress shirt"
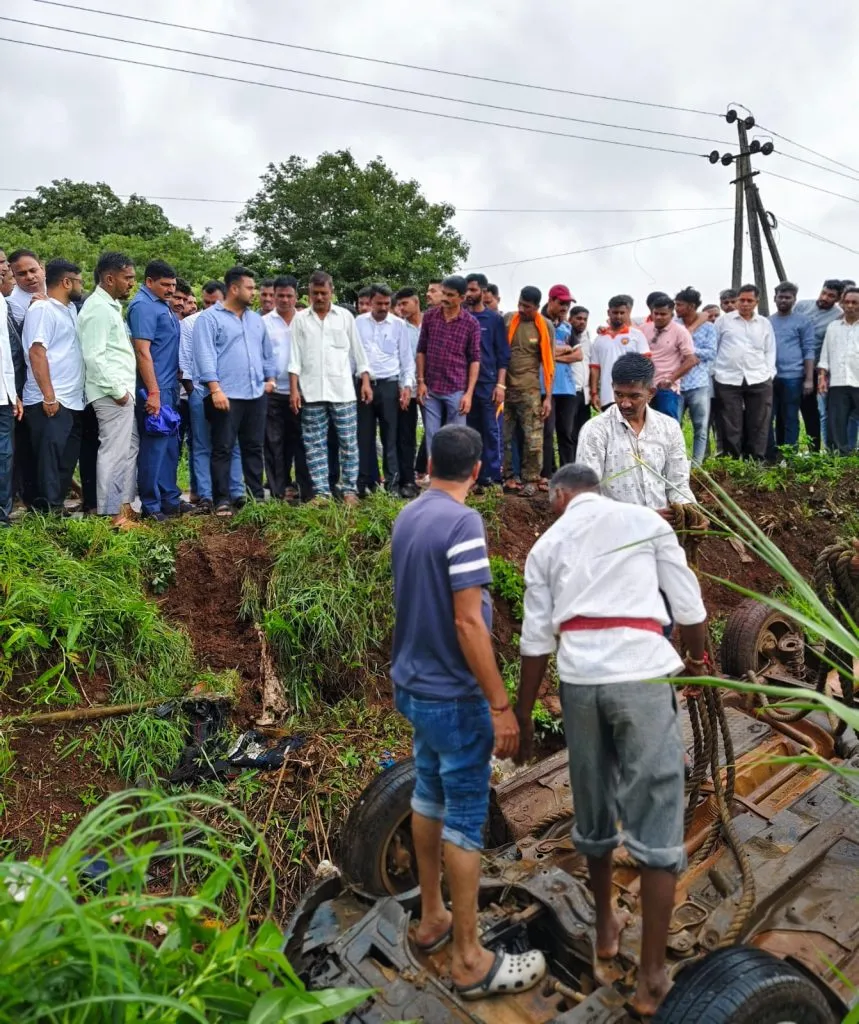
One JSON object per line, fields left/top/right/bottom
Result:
{"left": 570, "top": 329, "right": 591, "bottom": 402}
{"left": 0, "top": 294, "right": 16, "bottom": 405}
{"left": 263, "top": 310, "right": 295, "bottom": 394}
{"left": 818, "top": 319, "right": 859, "bottom": 387}
{"left": 179, "top": 309, "right": 202, "bottom": 382}
{"left": 520, "top": 491, "right": 706, "bottom": 684}
{"left": 576, "top": 404, "right": 693, "bottom": 509}
{"left": 355, "top": 312, "right": 416, "bottom": 388}
{"left": 288, "top": 305, "right": 370, "bottom": 404}
{"left": 6, "top": 285, "right": 35, "bottom": 325}
{"left": 22, "top": 298, "right": 85, "bottom": 410}
{"left": 713, "top": 310, "right": 777, "bottom": 385}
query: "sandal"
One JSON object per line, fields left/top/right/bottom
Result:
{"left": 502, "top": 479, "right": 523, "bottom": 495}
{"left": 538, "top": 478, "right": 550, "bottom": 492}
{"left": 214, "top": 503, "right": 233, "bottom": 518}
{"left": 520, "top": 483, "right": 539, "bottom": 498}
{"left": 414, "top": 922, "right": 453, "bottom": 954}
{"left": 455, "top": 949, "right": 547, "bottom": 1001}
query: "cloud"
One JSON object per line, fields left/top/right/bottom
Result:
{"left": 2, "top": 0, "right": 859, "bottom": 316}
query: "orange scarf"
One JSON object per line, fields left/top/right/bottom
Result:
{"left": 506, "top": 312, "right": 555, "bottom": 395}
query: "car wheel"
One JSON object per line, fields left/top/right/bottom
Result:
{"left": 720, "top": 598, "right": 803, "bottom": 680}
{"left": 654, "top": 946, "right": 837, "bottom": 1024}
{"left": 339, "top": 758, "right": 417, "bottom": 897}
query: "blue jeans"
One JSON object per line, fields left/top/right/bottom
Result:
{"left": 768, "top": 377, "right": 804, "bottom": 458}
{"left": 680, "top": 386, "right": 710, "bottom": 466}
{"left": 467, "top": 390, "right": 502, "bottom": 484}
{"left": 650, "top": 387, "right": 682, "bottom": 421}
{"left": 423, "top": 391, "right": 465, "bottom": 454}
{"left": 0, "top": 405, "right": 13, "bottom": 522}
{"left": 394, "top": 688, "right": 493, "bottom": 851}
{"left": 188, "top": 389, "right": 243, "bottom": 502}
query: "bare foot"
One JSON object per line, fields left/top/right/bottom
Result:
{"left": 414, "top": 908, "right": 452, "bottom": 949}
{"left": 596, "top": 908, "right": 631, "bottom": 960}
{"left": 450, "top": 944, "right": 496, "bottom": 988}
{"left": 632, "top": 969, "right": 672, "bottom": 1017}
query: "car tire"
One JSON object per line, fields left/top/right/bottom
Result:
{"left": 654, "top": 946, "right": 836, "bottom": 1024}
{"left": 720, "top": 598, "right": 800, "bottom": 679}
{"left": 339, "top": 758, "right": 417, "bottom": 897}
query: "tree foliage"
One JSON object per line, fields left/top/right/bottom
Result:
{"left": 240, "top": 150, "right": 469, "bottom": 299}
{"left": 2, "top": 179, "right": 173, "bottom": 242}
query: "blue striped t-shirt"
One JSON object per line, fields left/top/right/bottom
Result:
{"left": 391, "top": 488, "right": 493, "bottom": 699}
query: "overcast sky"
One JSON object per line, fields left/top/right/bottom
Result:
{"left": 3, "top": 0, "right": 858, "bottom": 316}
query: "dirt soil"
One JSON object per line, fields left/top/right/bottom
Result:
{"left": 159, "top": 527, "right": 273, "bottom": 726}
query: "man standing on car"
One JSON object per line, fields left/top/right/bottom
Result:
{"left": 391, "top": 424, "right": 546, "bottom": 1000}
{"left": 516, "top": 462, "right": 708, "bottom": 1017}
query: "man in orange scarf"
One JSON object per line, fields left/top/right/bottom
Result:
{"left": 503, "top": 286, "right": 555, "bottom": 497}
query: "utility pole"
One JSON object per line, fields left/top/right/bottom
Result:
{"left": 710, "top": 108, "right": 786, "bottom": 314}
{"left": 737, "top": 118, "right": 769, "bottom": 314}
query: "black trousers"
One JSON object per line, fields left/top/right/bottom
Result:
{"left": 541, "top": 393, "right": 580, "bottom": 477}
{"left": 801, "top": 388, "right": 822, "bottom": 451}
{"left": 265, "top": 392, "right": 311, "bottom": 499}
{"left": 13, "top": 416, "right": 35, "bottom": 505}
{"left": 205, "top": 394, "right": 266, "bottom": 506}
{"left": 24, "top": 402, "right": 83, "bottom": 511}
{"left": 714, "top": 379, "right": 773, "bottom": 460}
{"left": 397, "top": 398, "right": 418, "bottom": 488}
{"left": 79, "top": 403, "right": 100, "bottom": 511}
{"left": 357, "top": 377, "right": 399, "bottom": 492}
{"left": 570, "top": 397, "right": 592, "bottom": 462}
{"left": 827, "top": 386, "right": 859, "bottom": 454}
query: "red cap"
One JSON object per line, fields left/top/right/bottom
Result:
{"left": 549, "top": 284, "right": 574, "bottom": 303}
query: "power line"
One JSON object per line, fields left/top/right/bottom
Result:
{"left": 758, "top": 123, "right": 859, "bottom": 178}
{"left": 466, "top": 219, "right": 731, "bottom": 270}
{"left": 0, "top": 17, "right": 734, "bottom": 148}
{"left": 26, "top": 0, "right": 721, "bottom": 119}
{"left": 0, "top": 187, "right": 732, "bottom": 214}
{"left": 780, "top": 218, "right": 859, "bottom": 257}
{"left": 0, "top": 37, "right": 710, "bottom": 159}
{"left": 764, "top": 170, "right": 859, "bottom": 206}
{"left": 776, "top": 150, "right": 859, "bottom": 184}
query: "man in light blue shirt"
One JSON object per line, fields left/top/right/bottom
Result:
{"left": 192, "top": 266, "right": 276, "bottom": 516}
{"left": 796, "top": 279, "right": 843, "bottom": 449}
{"left": 768, "top": 281, "right": 816, "bottom": 456}
{"left": 675, "top": 287, "right": 717, "bottom": 466}
{"left": 354, "top": 284, "right": 415, "bottom": 496}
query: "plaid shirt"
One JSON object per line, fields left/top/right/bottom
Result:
{"left": 417, "top": 305, "right": 481, "bottom": 395}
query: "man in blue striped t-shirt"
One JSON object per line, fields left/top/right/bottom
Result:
{"left": 390, "top": 424, "right": 545, "bottom": 1000}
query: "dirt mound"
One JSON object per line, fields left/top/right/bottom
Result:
{"left": 159, "top": 527, "right": 272, "bottom": 725}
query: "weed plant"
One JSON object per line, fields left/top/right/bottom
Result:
{"left": 490, "top": 556, "right": 525, "bottom": 620}
{"left": 700, "top": 450, "right": 859, "bottom": 492}
{"left": 0, "top": 789, "right": 369, "bottom": 1022}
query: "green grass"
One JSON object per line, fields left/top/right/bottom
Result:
{"left": 699, "top": 449, "right": 859, "bottom": 492}
{"left": 489, "top": 556, "right": 525, "bottom": 620}
{"left": 233, "top": 495, "right": 402, "bottom": 710}
{"left": 0, "top": 790, "right": 369, "bottom": 1022}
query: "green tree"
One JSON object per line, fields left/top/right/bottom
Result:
{"left": 3, "top": 179, "right": 172, "bottom": 242}
{"left": 239, "top": 150, "right": 469, "bottom": 299}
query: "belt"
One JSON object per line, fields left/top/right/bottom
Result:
{"left": 560, "top": 615, "right": 664, "bottom": 635}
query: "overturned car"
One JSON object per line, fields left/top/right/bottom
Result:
{"left": 284, "top": 601, "right": 859, "bottom": 1023}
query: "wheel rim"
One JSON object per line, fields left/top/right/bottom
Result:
{"left": 755, "top": 616, "right": 804, "bottom": 677}
{"left": 378, "top": 810, "right": 418, "bottom": 895}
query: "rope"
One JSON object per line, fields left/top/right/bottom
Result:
{"left": 670, "top": 503, "right": 756, "bottom": 946}
{"left": 812, "top": 543, "right": 858, "bottom": 737}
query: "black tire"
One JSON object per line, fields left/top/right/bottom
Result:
{"left": 339, "top": 758, "right": 417, "bottom": 897}
{"left": 720, "top": 598, "right": 800, "bottom": 679}
{"left": 654, "top": 946, "right": 836, "bottom": 1024}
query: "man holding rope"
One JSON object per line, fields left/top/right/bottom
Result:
{"left": 515, "top": 463, "right": 709, "bottom": 1016}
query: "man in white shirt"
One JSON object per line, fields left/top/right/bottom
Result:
{"left": 22, "top": 259, "right": 86, "bottom": 512}
{"left": 713, "top": 283, "right": 776, "bottom": 460}
{"left": 6, "top": 249, "right": 46, "bottom": 326}
{"left": 0, "top": 281, "right": 24, "bottom": 526}
{"left": 516, "top": 463, "right": 708, "bottom": 1018}
{"left": 818, "top": 284, "right": 859, "bottom": 454}
{"left": 577, "top": 354, "right": 693, "bottom": 513}
{"left": 589, "top": 295, "right": 650, "bottom": 412}
{"left": 288, "top": 270, "right": 372, "bottom": 505}
{"left": 394, "top": 286, "right": 422, "bottom": 497}
{"left": 263, "top": 275, "right": 311, "bottom": 500}
{"left": 355, "top": 284, "right": 415, "bottom": 496}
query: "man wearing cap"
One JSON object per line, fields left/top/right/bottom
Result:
{"left": 541, "top": 285, "right": 579, "bottom": 477}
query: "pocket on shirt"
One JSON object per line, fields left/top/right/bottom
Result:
{"left": 331, "top": 331, "right": 349, "bottom": 350}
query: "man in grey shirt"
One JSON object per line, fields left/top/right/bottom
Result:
{"left": 796, "top": 279, "right": 843, "bottom": 449}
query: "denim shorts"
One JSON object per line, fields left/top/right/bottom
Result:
{"left": 394, "top": 688, "right": 494, "bottom": 851}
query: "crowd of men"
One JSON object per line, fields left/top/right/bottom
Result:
{"left": 0, "top": 239, "right": 857, "bottom": 527}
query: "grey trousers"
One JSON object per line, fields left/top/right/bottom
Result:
{"left": 560, "top": 680, "right": 687, "bottom": 873}
{"left": 93, "top": 395, "right": 138, "bottom": 515}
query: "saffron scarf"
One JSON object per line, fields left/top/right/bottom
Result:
{"left": 506, "top": 312, "right": 555, "bottom": 396}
